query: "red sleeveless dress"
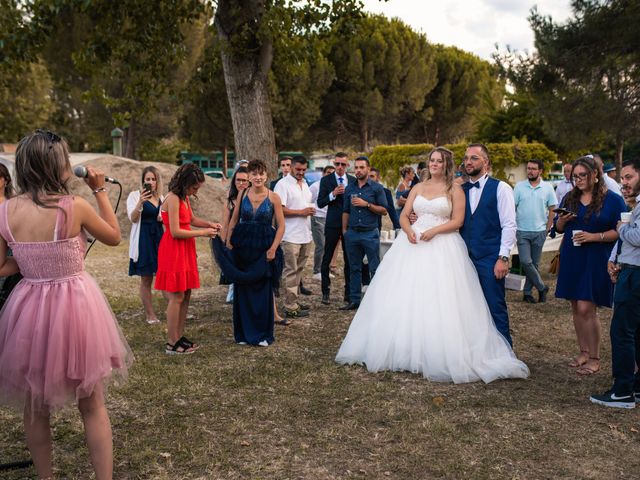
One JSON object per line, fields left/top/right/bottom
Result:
{"left": 154, "top": 197, "right": 200, "bottom": 292}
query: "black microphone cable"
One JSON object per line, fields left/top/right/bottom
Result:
{"left": 84, "top": 181, "right": 122, "bottom": 259}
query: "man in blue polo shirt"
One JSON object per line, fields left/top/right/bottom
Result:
{"left": 340, "top": 156, "right": 387, "bottom": 310}
{"left": 591, "top": 158, "right": 640, "bottom": 409}
{"left": 514, "top": 159, "right": 557, "bottom": 303}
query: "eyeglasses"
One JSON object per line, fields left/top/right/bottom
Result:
{"left": 572, "top": 172, "right": 589, "bottom": 181}
{"left": 334, "top": 162, "right": 347, "bottom": 166}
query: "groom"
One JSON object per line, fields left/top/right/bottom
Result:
{"left": 460, "top": 143, "right": 517, "bottom": 346}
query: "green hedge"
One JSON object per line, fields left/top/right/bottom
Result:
{"left": 370, "top": 142, "right": 558, "bottom": 185}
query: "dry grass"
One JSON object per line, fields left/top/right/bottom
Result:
{"left": 2, "top": 242, "right": 640, "bottom": 479}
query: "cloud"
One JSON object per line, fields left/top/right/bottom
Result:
{"left": 361, "top": 0, "right": 573, "bottom": 59}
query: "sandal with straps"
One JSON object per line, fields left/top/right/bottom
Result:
{"left": 577, "top": 356, "right": 600, "bottom": 376}
{"left": 165, "top": 341, "right": 196, "bottom": 355}
{"left": 178, "top": 336, "right": 200, "bottom": 350}
{"left": 568, "top": 350, "right": 590, "bottom": 368}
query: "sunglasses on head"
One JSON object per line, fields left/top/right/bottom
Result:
{"left": 35, "top": 129, "right": 61, "bottom": 149}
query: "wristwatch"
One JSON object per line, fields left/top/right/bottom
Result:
{"left": 499, "top": 255, "right": 509, "bottom": 263}
{"left": 366, "top": 202, "right": 371, "bottom": 208}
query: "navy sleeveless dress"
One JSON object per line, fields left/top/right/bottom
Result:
{"left": 213, "top": 194, "right": 283, "bottom": 345}
{"left": 555, "top": 190, "right": 627, "bottom": 307}
{"left": 129, "top": 201, "right": 163, "bottom": 276}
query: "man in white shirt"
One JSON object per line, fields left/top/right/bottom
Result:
{"left": 556, "top": 163, "right": 574, "bottom": 205}
{"left": 593, "top": 154, "right": 623, "bottom": 197}
{"left": 459, "top": 143, "right": 517, "bottom": 346}
{"left": 310, "top": 165, "right": 335, "bottom": 280}
{"left": 274, "top": 156, "right": 314, "bottom": 319}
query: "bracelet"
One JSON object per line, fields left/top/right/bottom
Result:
{"left": 92, "top": 187, "right": 107, "bottom": 195}
{"left": 600, "top": 232, "right": 605, "bottom": 241}
{"left": 138, "top": 206, "right": 144, "bottom": 212}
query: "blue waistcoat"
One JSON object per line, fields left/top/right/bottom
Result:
{"left": 460, "top": 177, "right": 502, "bottom": 261}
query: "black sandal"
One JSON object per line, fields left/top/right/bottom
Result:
{"left": 178, "top": 336, "right": 200, "bottom": 350}
{"left": 165, "top": 341, "right": 195, "bottom": 355}
{"left": 275, "top": 319, "right": 292, "bottom": 326}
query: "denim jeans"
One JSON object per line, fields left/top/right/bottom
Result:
{"left": 344, "top": 228, "right": 380, "bottom": 304}
{"left": 516, "top": 230, "right": 547, "bottom": 295}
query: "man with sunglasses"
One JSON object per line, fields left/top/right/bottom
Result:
{"left": 317, "top": 152, "right": 356, "bottom": 305}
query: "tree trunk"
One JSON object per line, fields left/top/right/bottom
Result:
{"left": 124, "top": 117, "right": 136, "bottom": 159}
{"left": 615, "top": 135, "right": 624, "bottom": 182}
{"left": 222, "top": 144, "right": 228, "bottom": 178}
{"left": 360, "top": 117, "right": 369, "bottom": 152}
{"left": 215, "top": 1, "right": 278, "bottom": 179}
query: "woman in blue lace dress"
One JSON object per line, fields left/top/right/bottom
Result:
{"left": 213, "top": 160, "right": 285, "bottom": 346}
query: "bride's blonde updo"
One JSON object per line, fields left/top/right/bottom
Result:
{"left": 424, "top": 147, "right": 455, "bottom": 196}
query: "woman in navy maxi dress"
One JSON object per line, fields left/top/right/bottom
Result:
{"left": 213, "top": 160, "right": 285, "bottom": 346}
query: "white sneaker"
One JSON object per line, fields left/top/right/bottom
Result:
{"left": 329, "top": 273, "right": 336, "bottom": 279}
{"left": 258, "top": 340, "right": 269, "bottom": 347}
{"left": 312, "top": 272, "right": 322, "bottom": 280}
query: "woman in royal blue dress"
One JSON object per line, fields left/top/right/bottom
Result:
{"left": 213, "top": 159, "right": 285, "bottom": 346}
{"left": 127, "top": 166, "right": 165, "bottom": 324}
{"left": 555, "top": 156, "right": 627, "bottom": 375}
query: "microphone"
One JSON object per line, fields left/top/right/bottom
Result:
{"left": 73, "top": 165, "right": 119, "bottom": 184}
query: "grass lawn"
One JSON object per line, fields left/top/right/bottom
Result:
{"left": 1, "top": 242, "right": 640, "bottom": 479}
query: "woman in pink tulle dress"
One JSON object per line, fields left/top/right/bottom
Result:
{"left": 0, "top": 130, "right": 133, "bottom": 480}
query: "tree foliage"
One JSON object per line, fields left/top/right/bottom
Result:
{"left": 319, "top": 14, "right": 436, "bottom": 151}
{"left": 495, "top": 0, "right": 640, "bottom": 171}
{"left": 415, "top": 45, "right": 503, "bottom": 145}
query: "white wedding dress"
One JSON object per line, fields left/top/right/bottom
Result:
{"left": 335, "top": 195, "right": 529, "bottom": 383}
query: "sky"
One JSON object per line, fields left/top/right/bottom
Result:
{"left": 361, "top": 0, "right": 574, "bottom": 60}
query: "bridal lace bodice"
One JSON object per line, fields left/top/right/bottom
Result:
{"left": 412, "top": 195, "right": 452, "bottom": 230}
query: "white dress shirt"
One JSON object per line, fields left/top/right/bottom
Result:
{"left": 555, "top": 179, "right": 573, "bottom": 205}
{"left": 309, "top": 181, "right": 327, "bottom": 219}
{"left": 604, "top": 175, "right": 623, "bottom": 197}
{"left": 468, "top": 174, "right": 517, "bottom": 258}
{"left": 274, "top": 174, "right": 313, "bottom": 244}
{"left": 328, "top": 172, "right": 349, "bottom": 202}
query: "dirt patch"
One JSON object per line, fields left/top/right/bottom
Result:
{"left": 67, "top": 155, "right": 229, "bottom": 237}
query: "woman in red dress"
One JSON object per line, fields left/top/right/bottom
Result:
{"left": 155, "top": 163, "right": 220, "bottom": 354}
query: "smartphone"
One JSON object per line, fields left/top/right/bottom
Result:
{"left": 553, "top": 207, "right": 574, "bottom": 215}
{"left": 143, "top": 183, "right": 152, "bottom": 193}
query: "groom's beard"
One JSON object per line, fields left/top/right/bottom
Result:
{"left": 466, "top": 167, "right": 482, "bottom": 178}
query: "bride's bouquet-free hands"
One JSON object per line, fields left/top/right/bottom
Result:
{"left": 420, "top": 228, "right": 437, "bottom": 242}
{"left": 404, "top": 227, "right": 417, "bottom": 244}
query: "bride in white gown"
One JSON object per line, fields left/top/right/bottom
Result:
{"left": 335, "top": 147, "right": 529, "bottom": 383}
